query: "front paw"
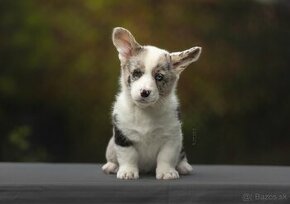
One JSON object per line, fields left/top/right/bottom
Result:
{"left": 117, "top": 166, "right": 139, "bottom": 180}
{"left": 156, "top": 168, "right": 180, "bottom": 180}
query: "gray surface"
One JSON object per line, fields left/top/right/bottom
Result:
{"left": 0, "top": 163, "right": 290, "bottom": 203}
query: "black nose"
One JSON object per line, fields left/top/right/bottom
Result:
{"left": 140, "top": 90, "right": 151, "bottom": 98}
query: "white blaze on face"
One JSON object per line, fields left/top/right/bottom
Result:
{"left": 130, "top": 46, "right": 169, "bottom": 107}
{"left": 143, "top": 46, "right": 168, "bottom": 70}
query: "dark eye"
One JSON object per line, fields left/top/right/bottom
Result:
{"left": 132, "top": 69, "right": 143, "bottom": 79}
{"left": 155, "top": 73, "right": 164, "bottom": 81}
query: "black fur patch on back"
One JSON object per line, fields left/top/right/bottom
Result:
{"left": 114, "top": 125, "right": 133, "bottom": 147}
{"left": 112, "top": 114, "right": 133, "bottom": 147}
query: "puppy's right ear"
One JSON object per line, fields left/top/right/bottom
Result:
{"left": 112, "top": 27, "right": 141, "bottom": 63}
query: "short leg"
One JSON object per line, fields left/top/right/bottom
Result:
{"left": 116, "top": 145, "right": 139, "bottom": 179}
{"left": 156, "top": 140, "right": 181, "bottom": 180}
{"left": 176, "top": 146, "right": 193, "bottom": 175}
{"left": 176, "top": 158, "right": 193, "bottom": 175}
{"left": 102, "top": 162, "right": 118, "bottom": 174}
{"left": 102, "top": 137, "right": 119, "bottom": 174}
{"left": 106, "top": 124, "right": 139, "bottom": 179}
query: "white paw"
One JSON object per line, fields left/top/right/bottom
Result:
{"left": 156, "top": 168, "right": 180, "bottom": 180}
{"left": 117, "top": 166, "right": 139, "bottom": 180}
{"left": 102, "top": 162, "right": 118, "bottom": 174}
{"left": 176, "top": 160, "right": 193, "bottom": 175}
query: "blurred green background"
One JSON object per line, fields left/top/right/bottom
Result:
{"left": 0, "top": 0, "right": 289, "bottom": 165}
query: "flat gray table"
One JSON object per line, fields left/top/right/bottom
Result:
{"left": 0, "top": 163, "right": 289, "bottom": 203}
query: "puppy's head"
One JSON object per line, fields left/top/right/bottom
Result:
{"left": 112, "top": 27, "right": 202, "bottom": 108}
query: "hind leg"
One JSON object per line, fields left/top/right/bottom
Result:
{"left": 176, "top": 158, "right": 193, "bottom": 175}
{"left": 102, "top": 137, "right": 119, "bottom": 174}
{"left": 102, "top": 162, "right": 118, "bottom": 174}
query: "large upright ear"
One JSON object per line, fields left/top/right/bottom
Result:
{"left": 170, "top": 46, "right": 202, "bottom": 74}
{"left": 112, "top": 27, "right": 142, "bottom": 63}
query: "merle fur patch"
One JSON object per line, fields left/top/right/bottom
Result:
{"left": 173, "top": 48, "right": 200, "bottom": 67}
{"left": 152, "top": 57, "right": 177, "bottom": 97}
{"left": 122, "top": 56, "right": 146, "bottom": 87}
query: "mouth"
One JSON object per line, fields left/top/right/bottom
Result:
{"left": 137, "top": 99, "right": 149, "bottom": 103}
{"left": 135, "top": 98, "right": 157, "bottom": 106}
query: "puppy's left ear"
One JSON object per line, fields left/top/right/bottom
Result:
{"left": 170, "top": 46, "right": 202, "bottom": 74}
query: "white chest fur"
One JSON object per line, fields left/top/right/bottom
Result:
{"left": 113, "top": 92, "right": 182, "bottom": 172}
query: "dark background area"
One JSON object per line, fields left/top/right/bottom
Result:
{"left": 0, "top": 0, "right": 289, "bottom": 165}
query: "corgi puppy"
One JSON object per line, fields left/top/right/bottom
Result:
{"left": 102, "top": 27, "right": 202, "bottom": 180}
